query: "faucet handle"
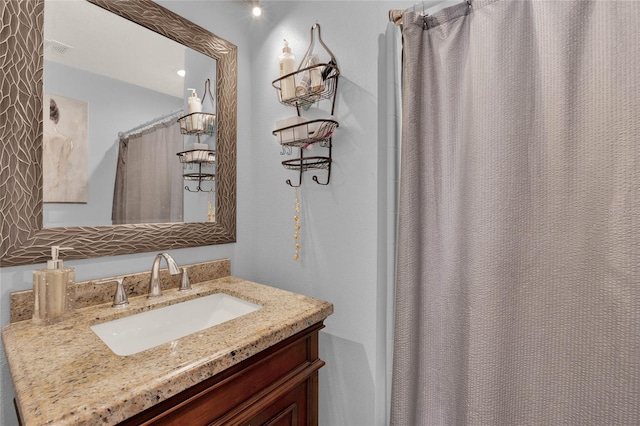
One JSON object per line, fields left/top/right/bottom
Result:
{"left": 94, "top": 277, "right": 129, "bottom": 308}
{"left": 179, "top": 267, "right": 191, "bottom": 291}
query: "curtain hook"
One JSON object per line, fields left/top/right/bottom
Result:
{"left": 421, "top": 0, "right": 429, "bottom": 30}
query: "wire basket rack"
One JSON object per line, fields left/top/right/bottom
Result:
{"left": 272, "top": 63, "right": 339, "bottom": 109}
{"left": 183, "top": 172, "right": 215, "bottom": 181}
{"left": 177, "top": 112, "right": 216, "bottom": 136}
{"left": 176, "top": 149, "right": 216, "bottom": 164}
{"left": 273, "top": 23, "right": 339, "bottom": 187}
{"left": 273, "top": 118, "right": 338, "bottom": 148}
{"left": 281, "top": 156, "right": 331, "bottom": 172}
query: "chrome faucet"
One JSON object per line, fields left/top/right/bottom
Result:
{"left": 148, "top": 252, "right": 180, "bottom": 298}
{"left": 94, "top": 276, "right": 129, "bottom": 308}
{"left": 179, "top": 267, "right": 192, "bottom": 291}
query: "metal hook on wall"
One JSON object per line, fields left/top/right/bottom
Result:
{"left": 298, "top": 23, "right": 337, "bottom": 73}
{"left": 286, "top": 178, "right": 302, "bottom": 188}
{"left": 286, "top": 170, "right": 303, "bottom": 187}
{"left": 312, "top": 173, "right": 330, "bottom": 186}
{"left": 284, "top": 150, "right": 304, "bottom": 187}
{"left": 312, "top": 139, "right": 332, "bottom": 185}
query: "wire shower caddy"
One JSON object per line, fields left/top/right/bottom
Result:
{"left": 271, "top": 23, "right": 340, "bottom": 187}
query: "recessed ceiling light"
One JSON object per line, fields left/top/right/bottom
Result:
{"left": 251, "top": 5, "right": 262, "bottom": 18}
{"left": 177, "top": 69, "right": 186, "bottom": 77}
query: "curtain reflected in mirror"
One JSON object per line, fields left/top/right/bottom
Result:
{"left": 112, "top": 116, "right": 184, "bottom": 224}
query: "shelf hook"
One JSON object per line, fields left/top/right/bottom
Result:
{"left": 312, "top": 138, "right": 332, "bottom": 186}
{"left": 312, "top": 174, "right": 330, "bottom": 186}
{"left": 280, "top": 145, "right": 293, "bottom": 156}
{"left": 285, "top": 178, "right": 302, "bottom": 188}
{"left": 286, "top": 167, "right": 303, "bottom": 187}
{"left": 285, "top": 150, "right": 304, "bottom": 187}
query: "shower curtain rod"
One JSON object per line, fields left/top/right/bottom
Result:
{"left": 389, "top": 9, "right": 404, "bottom": 25}
{"left": 118, "top": 108, "right": 183, "bottom": 139}
{"left": 389, "top": 0, "right": 471, "bottom": 26}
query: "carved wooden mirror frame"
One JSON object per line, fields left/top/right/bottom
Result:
{"left": 0, "top": 0, "right": 237, "bottom": 266}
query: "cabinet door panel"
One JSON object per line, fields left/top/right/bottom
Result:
{"left": 242, "top": 381, "right": 308, "bottom": 426}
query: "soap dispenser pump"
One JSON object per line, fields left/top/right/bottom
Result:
{"left": 33, "top": 246, "right": 75, "bottom": 325}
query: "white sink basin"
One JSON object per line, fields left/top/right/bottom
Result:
{"left": 90, "top": 293, "right": 261, "bottom": 356}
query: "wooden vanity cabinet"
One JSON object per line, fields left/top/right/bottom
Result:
{"left": 118, "top": 322, "right": 324, "bottom": 426}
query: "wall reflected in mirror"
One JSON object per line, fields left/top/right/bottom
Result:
{"left": 43, "top": 0, "right": 217, "bottom": 228}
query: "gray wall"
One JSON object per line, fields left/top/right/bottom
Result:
{"left": 0, "top": 2, "right": 416, "bottom": 425}
{"left": 240, "top": 3, "right": 414, "bottom": 424}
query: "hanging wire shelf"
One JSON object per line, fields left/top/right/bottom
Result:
{"left": 176, "top": 149, "right": 216, "bottom": 164}
{"left": 182, "top": 162, "right": 215, "bottom": 192}
{"left": 282, "top": 156, "right": 331, "bottom": 172}
{"left": 273, "top": 119, "right": 338, "bottom": 148}
{"left": 272, "top": 62, "right": 339, "bottom": 109}
{"left": 183, "top": 169, "right": 215, "bottom": 192}
{"left": 184, "top": 172, "right": 215, "bottom": 181}
{"left": 177, "top": 112, "right": 216, "bottom": 136}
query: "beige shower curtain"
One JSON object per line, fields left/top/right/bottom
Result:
{"left": 112, "top": 120, "right": 184, "bottom": 224}
{"left": 391, "top": 1, "right": 639, "bottom": 424}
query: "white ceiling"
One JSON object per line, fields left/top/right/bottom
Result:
{"left": 44, "top": 0, "right": 186, "bottom": 98}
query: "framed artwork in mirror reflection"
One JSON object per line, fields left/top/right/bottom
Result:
{"left": 43, "top": 93, "right": 88, "bottom": 203}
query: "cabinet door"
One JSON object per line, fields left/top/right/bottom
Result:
{"left": 241, "top": 380, "right": 309, "bottom": 426}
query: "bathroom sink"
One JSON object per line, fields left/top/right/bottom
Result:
{"left": 90, "top": 293, "right": 261, "bottom": 356}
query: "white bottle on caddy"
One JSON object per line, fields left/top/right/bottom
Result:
{"left": 187, "top": 88, "right": 203, "bottom": 132}
{"left": 279, "top": 40, "right": 296, "bottom": 101}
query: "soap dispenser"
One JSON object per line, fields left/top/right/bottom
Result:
{"left": 33, "top": 246, "right": 75, "bottom": 325}
{"left": 279, "top": 39, "right": 296, "bottom": 101}
{"left": 187, "top": 88, "right": 203, "bottom": 132}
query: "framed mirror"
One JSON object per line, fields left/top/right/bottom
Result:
{"left": 0, "top": 0, "right": 237, "bottom": 266}
{"left": 43, "top": 0, "right": 220, "bottom": 227}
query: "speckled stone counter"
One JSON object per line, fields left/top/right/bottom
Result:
{"left": 2, "top": 276, "right": 333, "bottom": 426}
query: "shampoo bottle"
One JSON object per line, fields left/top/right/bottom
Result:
{"left": 279, "top": 40, "right": 296, "bottom": 101}
{"left": 297, "top": 54, "right": 323, "bottom": 99}
{"left": 307, "top": 54, "right": 324, "bottom": 93}
{"left": 33, "top": 246, "right": 75, "bottom": 325}
{"left": 187, "top": 88, "right": 203, "bottom": 132}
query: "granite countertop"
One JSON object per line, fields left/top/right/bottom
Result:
{"left": 2, "top": 276, "right": 333, "bottom": 426}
